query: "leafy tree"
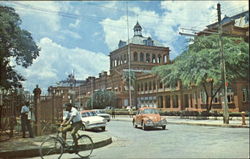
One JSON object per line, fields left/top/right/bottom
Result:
{"left": 0, "top": 6, "right": 40, "bottom": 89}
{"left": 87, "top": 90, "right": 117, "bottom": 109}
{"left": 153, "top": 34, "right": 248, "bottom": 112}
{"left": 122, "top": 70, "right": 136, "bottom": 90}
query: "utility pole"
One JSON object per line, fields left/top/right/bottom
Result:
{"left": 217, "top": 3, "right": 229, "bottom": 124}
{"left": 126, "top": 2, "right": 132, "bottom": 108}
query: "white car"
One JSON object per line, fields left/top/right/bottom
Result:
{"left": 93, "top": 109, "right": 111, "bottom": 122}
{"left": 81, "top": 110, "right": 107, "bottom": 131}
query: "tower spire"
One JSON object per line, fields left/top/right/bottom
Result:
{"left": 133, "top": 21, "right": 142, "bottom": 37}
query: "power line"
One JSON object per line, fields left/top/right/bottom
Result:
{"left": 9, "top": 1, "right": 217, "bottom": 24}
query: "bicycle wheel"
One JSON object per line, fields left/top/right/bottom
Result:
{"left": 40, "top": 137, "right": 64, "bottom": 159}
{"left": 76, "top": 135, "right": 94, "bottom": 158}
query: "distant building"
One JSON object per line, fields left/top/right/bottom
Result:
{"left": 52, "top": 11, "right": 249, "bottom": 112}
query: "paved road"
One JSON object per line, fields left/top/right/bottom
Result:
{"left": 29, "top": 120, "right": 249, "bottom": 159}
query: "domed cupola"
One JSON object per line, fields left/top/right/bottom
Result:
{"left": 133, "top": 21, "right": 142, "bottom": 37}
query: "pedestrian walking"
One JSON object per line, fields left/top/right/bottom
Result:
{"left": 111, "top": 107, "right": 115, "bottom": 119}
{"left": 21, "top": 101, "right": 34, "bottom": 138}
{"left": 129, "top": 107, "right": 133, "bottom": 118}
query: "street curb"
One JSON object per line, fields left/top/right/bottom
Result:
{"left": 112, "top": 118, "right": 250, "bottom": 128}
{"left": 167, "top": 122, "right": 250, "bottom": 128}
{"left": 0, "top": 136, "right": 112, "bottom": 158}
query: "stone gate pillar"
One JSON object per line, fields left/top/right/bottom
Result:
{"left": 33, "top": 85, "right": 41, "bottom": 136}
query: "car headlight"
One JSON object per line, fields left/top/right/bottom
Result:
{"left": 146, "top": 119, "right": 153, "bottom": 124}
{"left": 161, "top": 118, "right": 167, "bottom": 124}
{"left": 103, "top": 118, "right": 107, "bottom": 122}
{"left": 83, "top": 121, "right": 90, "bottom": 125}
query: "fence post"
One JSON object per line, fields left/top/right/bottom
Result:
{"left": 33, "top": 85, "right": 41, "bottom": 136}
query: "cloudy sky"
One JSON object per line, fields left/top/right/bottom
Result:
{"left": 1, "top": 1, "right": 248, "bottom": 94}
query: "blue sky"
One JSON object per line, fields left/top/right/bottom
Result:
{"left": 0, "top": 1, "right": 248, "bottom": 94}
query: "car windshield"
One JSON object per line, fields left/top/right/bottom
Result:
{"left": 142, "top": 109, "right": 159, "bottom": 114}
{"left": 81, "top": 111, "right": 97, "bottom": 117}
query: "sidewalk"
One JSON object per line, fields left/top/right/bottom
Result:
{"left": 0, "top": 131, "right": 112, "bottom": 158}
{"left": 112, "top": 115, "right": 249, "bottom": 128}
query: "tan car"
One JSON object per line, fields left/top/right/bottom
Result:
{"left": 133, "top": 107, "right": 167, "bottom": 130}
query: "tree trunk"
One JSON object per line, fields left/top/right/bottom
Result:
{"left": 202, "top": 82, "right": 209, "bottom": 112}
{"left": 209, "top": 83, "right": 223, "bottom": 112}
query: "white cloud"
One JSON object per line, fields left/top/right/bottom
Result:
{"left": 69, "top": 19, "right": 80, "bottom": 28}
{"left": 18, "top": 37, "right": 109, "bottom": 93}
{"left": 9, "top": 1, "right": 62, "bottom": 31}
{"left": 101, "top": 1, "right": 248, "bottom": 58}
{"left": 63, "top": 30, "right": 82, "bottom": 39}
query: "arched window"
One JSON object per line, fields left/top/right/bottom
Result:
{"left": 120, "top": 55, "right": 123, "bottom": 64}
{"left": 124, "top": 54, "right": 127, "bottom": 63}
{"left": 116, "top": 58, "right": 119, "bottom": 66}
{"left": 134, "top": 52, "right": 138, "bottom": 61}
{"left": 163, "top": 55, "right": 167, "bottom": 63}
{"left": 140, "top": 53, "right": 144, "bottom": 62}
{"left": 117, "top": 57, "right": 120, "bottom": 65}
{"left": 152, "top": 54, "right": 156, "bottom": 63}
{"left": 141, "top": 83, "right": 144, "bottom": 91}
{"left": 145, "top": 82, "right": 148, "bottom": 91}
{"left": 146, "top": 53, "right": 150, "bottom": 63}
{"left": 158, "top": 54, "right": 161, "bottom": 63}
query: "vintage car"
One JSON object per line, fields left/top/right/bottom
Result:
{"left": 81, "top": 110, "right": 107, "bottom": 131}
{"left": 132, "top": 107, "right": 167, "bottom": 130}
{"left": 93, "top": 109, "right": 111, "bottom": 122}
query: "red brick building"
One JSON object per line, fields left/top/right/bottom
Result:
{"left": 51, "top": 11, "right": 249, "bottom": 113}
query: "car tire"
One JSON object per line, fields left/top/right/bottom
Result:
{"left": 133, "top": 121, "right": 137, "bottom": 128}
{"left": 162, "top": 125, "right": 166, "bottom": 130}
{"left": 142, "top": 122, "right": 147, "bottom": 130}
{"left": 101, "top": 127, "right": 106, "bottom": 131}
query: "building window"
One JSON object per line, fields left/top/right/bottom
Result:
{"left": 190, "top": 94, "right": 193, "bottom": 108}
{"left": 184, "top": 94, "right": 189, "bottom": 108}
{"left": 134, "top": 52, "right": 138, "bottom": 61}
{"left": 242, "top": 88, "right": 249, "bottom": 102}
{"left": 157, "top": 54, "right": 161, "bottom": 63}
{"left": 141, "top": 83, "right": 144, "bottom": 91}
{"left": 163, "top": 55, "right": 167, "bottom": 63}
{"left": 213, "top": 90, "right": 220, "bottom": 103}
{"left": 146, "top": 53, "right": 150, "bottom": 63}
{"left": 120, "top": 55, "right": 123, "bottom": 64}
{"left": 158, "top": 96, "right": 163, "bottom": 108}
{"left": 124, "top": 54, "right": 127, "bottom": 63}
{"left": 152, "top": 54, "right": 156, "bottom": 63}
{"left": 149, "top": 81, "right": 152, "bottom": 90}
{"left": 165, "top": 95, "right": 170, "bottom": 108}
{"left": 140, "top": 53, "right": 144, "bottom": 62}
{"left": 153, "top": 81, "right": 156, "bottom": 90}
{"left": 159, "top": 82, "right": 163, "bottom": 89}
{"left": 145, "top": 83, "right": 148, "bottom": 91}
{"left": 173, "top": 95, "right": 179, "bottom": 108}
{"left": 200, "top": 91, "right": 207, "bottom": 104}
{"left": 227, "top": 88, "right": 234, "bottom": 103}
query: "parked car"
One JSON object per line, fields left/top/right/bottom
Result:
{"left": 81, "top": 110, "right": 107, "bottom": 131}
{"left": 132, "top": 107, "right": 167, "bottom": 130}
{"left": 93, "top": 109, "right": 111, "bottom": 122}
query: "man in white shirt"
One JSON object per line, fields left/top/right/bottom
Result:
{"left": 21, "top": 101, "right": 34, "bottom": 138}
{"left": 61, "top": 103, "right": 82, "bottom": 148}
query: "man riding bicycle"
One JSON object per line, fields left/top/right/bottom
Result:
{"left": 61, "top": 103, "right": 82, "bottom": 149}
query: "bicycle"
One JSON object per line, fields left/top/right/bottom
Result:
{"left": 39, "top": 125, "right": 94, "bottom": 159}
